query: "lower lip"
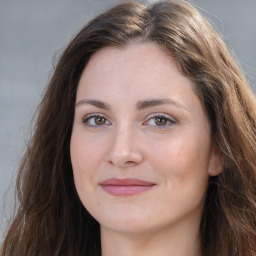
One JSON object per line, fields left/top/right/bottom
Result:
{"left": 101, "top": 185, "right": 154, "bottom": 196}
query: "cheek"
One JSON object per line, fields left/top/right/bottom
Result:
{"left": 70, "top": 130, "right": 104, "bottom": 173}
{"left": 149, "top": 133, "right": 210, "bottom": 189}
{"left": 70, "top": 132, "right": 103, "bottom": 211}
{"left": 70, "top": 131, "right": 101, "bottom": 194}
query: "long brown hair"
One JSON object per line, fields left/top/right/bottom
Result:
{"left": 1, "top": 1, "right": 256, "bottom": 255}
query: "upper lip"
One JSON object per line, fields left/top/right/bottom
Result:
{"left": 100, "top": 178, "right": 155, "bottom": 186}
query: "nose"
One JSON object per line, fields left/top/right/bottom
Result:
{"left": 105, "top": 125, "right": 143, "bottom": 168}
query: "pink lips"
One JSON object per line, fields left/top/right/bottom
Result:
{"left": 100, "top": 178, "right": 155, "bottom": 196}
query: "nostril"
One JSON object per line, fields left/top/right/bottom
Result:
{"left": 110, "top": 160, "right": 138, "bottom": 168}
{"left": 106, "top": 143, "right": 144, "bottom": 167}
{"left": 123, "top": 161, "right": 136, "bottom": 166}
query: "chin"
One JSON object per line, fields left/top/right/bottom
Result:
{"left": 96, "top": 206, "right": 155, "bottom": 234}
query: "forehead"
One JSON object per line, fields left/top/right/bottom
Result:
{"left": 77, "top": 42, "right": 195, "bottom": 100}
{"left": 76, "top": 42, "right": 209, "bottom": 131}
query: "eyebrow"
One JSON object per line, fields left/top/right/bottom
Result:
{"left": 75, "top": 99, "right": 110, "bottom": 110}
{"left": 75, "top": 98, "right": 189, "bottom": 112}
{"left": 136, "top": 98, "right": 189, "bottom": 112}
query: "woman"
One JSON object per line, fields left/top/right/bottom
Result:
{"left": 1, "top": 0, "right": 256, "bottom": 255}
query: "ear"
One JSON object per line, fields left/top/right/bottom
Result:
{"left": 208, "top": 146, "right": 223, "bottom": 176}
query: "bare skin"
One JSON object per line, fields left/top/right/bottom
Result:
{"left": 70, "top": 42, "right": 221, "bottom": 256}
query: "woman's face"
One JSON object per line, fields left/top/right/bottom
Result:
{"left": 70, "top": 42, "right": 220, "bottom": 236}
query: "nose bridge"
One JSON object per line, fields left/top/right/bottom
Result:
{"left": 112, "top": 121, "right": 136, "bottom": 155}
{"left": 106, "top": 121, "right": 143, "bottom": 167}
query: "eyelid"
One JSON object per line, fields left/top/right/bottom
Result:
{"left": 146, "top": 112, "right": 176, "bottom": 121}
{"left": 143, "top": 113, "right": 177, "bottom": 128}
{"left": 82, "top": 112, "right": 104, "bottom": 120}
{"left": 82, "top": 113, "right": 111, "bottom": 127}
{"left": 81, "top": 112, "right": 176, "bottom": 129}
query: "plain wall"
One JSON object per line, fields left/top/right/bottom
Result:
{"left": 1, "top": 0, "right": 256, "bottom": 239}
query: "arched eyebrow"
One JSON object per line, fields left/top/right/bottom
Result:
{"left": 75, "top": 99, "right": 110, "bottom": 110}
{"left": 75, "top": 98, "right": 189, "bottom": 112}
{"left": 137, "top": 98, "right": 189, "bottom": 112}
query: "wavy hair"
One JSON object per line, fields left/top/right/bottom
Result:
{"left": 1, "top": 1, "right": 256, "bottom": 255}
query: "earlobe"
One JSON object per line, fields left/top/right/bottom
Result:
{"left": 208, "top": 146, "right": 223, "bottom": 176}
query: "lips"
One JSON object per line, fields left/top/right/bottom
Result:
{"left": 100, "top": 178, "right": 155, "bottom": 196}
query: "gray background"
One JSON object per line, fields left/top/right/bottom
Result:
{"left": 1, "top": 0, "right": 256, "bottom": 239}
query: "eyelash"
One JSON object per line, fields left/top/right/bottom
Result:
{"left": 82, "top": 113, "right": 176, "bottom": 129}
{"left": 82, "top": 114, "right": 111, "bottom": 128}
{"left": 144, "top": 113, "right": 176, "bottom": 128}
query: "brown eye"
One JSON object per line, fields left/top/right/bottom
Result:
{"left": 154, "top": 117, "right": 168, "bottom": 126}
{"left": 83, "top": 114, "right": 111, "bottom": 127}
{"left": 95, "top": 116, "right": 106, "bottom": 125}
{"left": 144, "top": 113, "right": 176, "bottom": 129}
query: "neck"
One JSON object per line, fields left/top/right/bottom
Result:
{"left": 100, "top": 220, "right": 202, "bottom": 256}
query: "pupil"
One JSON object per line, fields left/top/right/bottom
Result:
{"left": 96, "top": 117, "right": 105, "bottom": 125}
{"left": 156, "top": 117, "right": 167, "bottom": 126}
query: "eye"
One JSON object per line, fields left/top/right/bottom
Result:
{"left": 82, "top": 114, "right": 111, "bottom": 127}
{"left": 144, "top": 113, "right": 176, "bottom": 128}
